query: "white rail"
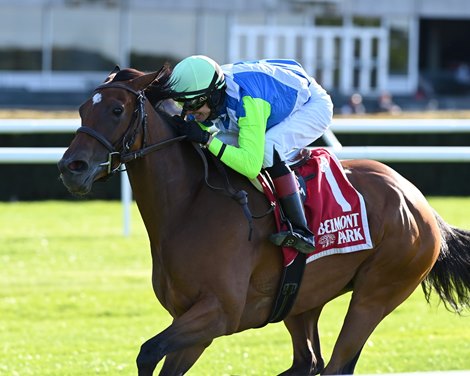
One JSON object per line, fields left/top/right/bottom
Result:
{"left": 2, "top": 117, "right": 470, "bottom": 164}
{"left": 0, "top": 147, "right": 66, "bottom": 163}
{"left": 0, "top": 118, "right": 79, "bottom": 133}
{"left": 3, "top": 117, "right": 470, "bottom": 134}
{"left": 324, "top": 118, "right": 470, "bottom": 161}
{"left": 330, "top": 118, "right": 470, "bottom": 133}
{"left": 3, "top": 117, "right": 470, "bottom": 163}
{"left": 2, "top": 117, "right": 470, "bottom": 236}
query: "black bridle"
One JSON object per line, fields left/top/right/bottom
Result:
{"left": 76, "top": 82, "right": 186, "bottom": 175}
{"left": 77, "top": 82, "right": 265, "bottom": 238}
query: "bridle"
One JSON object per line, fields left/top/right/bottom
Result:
{"left": 77, "top": 82, "right": 266, "bottom": 237}
{"left": 76, "top": 82, "right": 186, "bottom": 175}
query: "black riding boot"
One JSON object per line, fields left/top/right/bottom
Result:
{"left": 266, "top": 152, "right": 315, "bottom": 254}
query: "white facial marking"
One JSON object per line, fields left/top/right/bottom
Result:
{"left": 92, "top": 93, "right": 102, "bottom": 105}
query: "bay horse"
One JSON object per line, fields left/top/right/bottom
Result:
{"left": 58, "top": 66, "right": 470, "bottom": 376}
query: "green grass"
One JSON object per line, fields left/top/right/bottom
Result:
{"left": 1, "top": 199, "right": 469, "bottom": 375}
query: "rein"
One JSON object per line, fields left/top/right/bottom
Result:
{"left": 192, "top": 145, "right": 255, "bottom": 240}
{"left": 120, "top": 136, "right": 187, "bottom": 164}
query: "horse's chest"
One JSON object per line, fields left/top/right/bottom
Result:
{"left": 151, "top": 264, "right": 196, "bottom": 317}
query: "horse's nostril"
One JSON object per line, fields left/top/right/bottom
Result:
{"left": 68, "top": 160, "right": 88, "bottom": 172}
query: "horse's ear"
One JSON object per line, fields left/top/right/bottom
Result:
{"left": 103, "top": 65, "right": 121, "bottom": 83}
{"left": 129, "top": 71, "right": 161, "bottom": 91}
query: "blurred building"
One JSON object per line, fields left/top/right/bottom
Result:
{"left": 1, "top": 0, "right": 470, "bottom": 103}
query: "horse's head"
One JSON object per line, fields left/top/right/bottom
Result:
{"left": 58, "top": 66, "right": 175, "bottom": 195}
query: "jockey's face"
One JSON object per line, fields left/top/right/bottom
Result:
{"left": 185, "top": 103, "right": 211, "bottom": 122}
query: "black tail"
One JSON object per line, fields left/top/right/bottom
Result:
{"left": 421, "top": 212, "right": 470, "bottom": 314}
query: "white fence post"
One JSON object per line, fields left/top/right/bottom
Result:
{"left": 120, "top": 167, "right": 132, "bottom": 237}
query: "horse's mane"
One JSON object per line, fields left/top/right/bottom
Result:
{"left": 110, "top": 65, "right": 177, "bottom": 107}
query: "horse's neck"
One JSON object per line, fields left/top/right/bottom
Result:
{"left": 126, "top": 116, "right": 203, "bottom": 243}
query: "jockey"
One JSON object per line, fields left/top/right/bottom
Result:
{"left": 170, "top": 55, "right": 333, "bottom": 253}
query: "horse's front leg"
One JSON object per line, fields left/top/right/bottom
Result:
{"left": 136, "top": 296, "right": 231, "bottom": 376}
{"left": 158, "top": 342, "right": 211, "bottom": 376}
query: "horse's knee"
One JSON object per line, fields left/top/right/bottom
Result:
{"left": 136, "top": 339, "right": 164, "bottom": 376}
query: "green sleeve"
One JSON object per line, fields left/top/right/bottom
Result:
{"left": 208, "top": 96, "right": 271, "bottom": 179}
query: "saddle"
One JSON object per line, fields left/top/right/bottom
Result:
{"left": 257, "top": 148, "right": 373, "bottom": 323}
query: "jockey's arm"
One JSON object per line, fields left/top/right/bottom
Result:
{"left": 208, "top": 96, "right": 271, "bottom": 179}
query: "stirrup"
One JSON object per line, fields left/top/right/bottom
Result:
{"left": 270, "top": 230, "right": 316, "bottom": 254}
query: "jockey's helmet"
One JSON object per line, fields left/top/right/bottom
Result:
{"left": 171, "top": 55, "right": 225, "bottom": 101}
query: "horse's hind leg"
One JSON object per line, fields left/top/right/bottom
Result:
{"left": 279, "top": 306, "right": 325, "bottom": 376}
{"left": 323, "top": 269, "right": 426, "bottom": 374}
{"left": 321, "top": 294, "right": 385, "bottom": 375}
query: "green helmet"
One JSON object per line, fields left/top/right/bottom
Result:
{"left": 171, "top": 55, "right": 225, "bottom": 99}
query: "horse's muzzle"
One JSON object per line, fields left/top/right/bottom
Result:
{"left": 58, "top": 156, "right": 98, "bottom": 195}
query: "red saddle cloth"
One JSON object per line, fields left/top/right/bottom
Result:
{"left": 258, "top": 148, "right": 373, "bottom": 267}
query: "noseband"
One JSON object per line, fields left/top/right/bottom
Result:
{"left": 76, "top": 82, "right": 186, "bottom": 175}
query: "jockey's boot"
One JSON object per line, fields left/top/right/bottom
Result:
{"left": 266, "top": 152, "right": 315, "bottom": 254}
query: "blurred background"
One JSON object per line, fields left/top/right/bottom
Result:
{"left": 1, "top": 0, "right": 470, "bottom": 200}
{"left": 2, "top": 0, "right": 470, "bottom": 108}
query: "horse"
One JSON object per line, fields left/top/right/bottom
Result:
{"left": 58, "top": 66, "right": 470, "bottom": 376}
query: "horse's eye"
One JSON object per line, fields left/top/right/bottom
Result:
{"left": 113, "top": 107, "right": 124, "bottom": 116}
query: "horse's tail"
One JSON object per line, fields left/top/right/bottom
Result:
{"left": 421, "top": 212, "right": 470, "bottom": 314}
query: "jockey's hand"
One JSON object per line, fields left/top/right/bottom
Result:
{"left": 172, "top": 116, "right": 210, "bottom": 145}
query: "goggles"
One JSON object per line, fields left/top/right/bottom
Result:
{"left": 175, "top": 95, "right": 208, "bottom": 112}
